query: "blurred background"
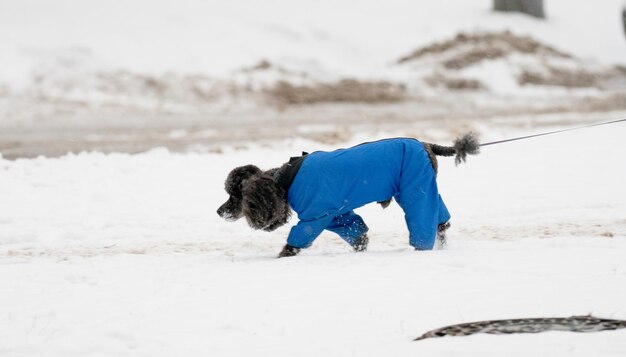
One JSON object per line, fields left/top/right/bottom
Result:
{"left": 1, "top": 0, "right": 626, "bottom": 159}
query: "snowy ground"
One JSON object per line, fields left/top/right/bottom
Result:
{"left": 1, "top": 120, "right": 625, "bottom": 356}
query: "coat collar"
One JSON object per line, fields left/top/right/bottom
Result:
{"left": 275, "top": 152, "right": 308, "bottom": 194}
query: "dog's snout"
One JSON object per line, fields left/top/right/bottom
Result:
{"left": 217, "top": 203, "right": 227, "bottom": 218}
{"left": 217, "top": 198, "right": 242, "bottom": 221}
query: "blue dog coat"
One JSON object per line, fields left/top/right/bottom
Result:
{"left": 285, "top": 138, "right": 450, "bottom": 250}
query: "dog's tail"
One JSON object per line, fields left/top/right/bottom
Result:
{"left": 429, "top": 132, "right": 480, "bottom": 165}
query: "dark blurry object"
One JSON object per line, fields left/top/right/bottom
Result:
{"left": 623, "top": 8, "right": 626, "bottom": 38}
{"left": 277, "top": 244, "right": 301, "bottom": 258}
{"left": 493, "top": 0, "right": 545, "bottom": 19}
{"left": 414, "top": 315, "right": 626, "bottom": 341}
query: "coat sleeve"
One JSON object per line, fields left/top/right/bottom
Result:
{"left": 286, "top": 215, "right": 335, "bottom": 249}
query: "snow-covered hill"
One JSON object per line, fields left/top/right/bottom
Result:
{"left": 2, "top": 0, "right": 626, "bottom": 125}
{"left": 2, "top": 0, "right": 625, "bottom": 81}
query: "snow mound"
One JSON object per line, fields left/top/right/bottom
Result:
{"left": 399, "top": 31, "right": 572, "bottom": 69}
{"left": 397, "top": 31, "right": 626, "bottom": 93}
{"left": 15, "top": 31, "right": 626, "bottom": 112}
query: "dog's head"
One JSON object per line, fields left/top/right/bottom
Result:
{"left": 217, "top": 165, "right": 291, "bottom": 231}
{"left": 217, "top": 165, "right": 261, "bottom": 221}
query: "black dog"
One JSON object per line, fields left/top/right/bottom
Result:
{"left": 217, "top": 135, "right": 478, "bottom": 257}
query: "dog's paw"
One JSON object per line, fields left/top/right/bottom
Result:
{"left": 277, "top": 244, "right": 301, "bottom": 258}
{"left": 352, "top": 234, "right": 369, "bottom": 252}
{"left": 436, "top": 221, "right": 451, "bottom": 248}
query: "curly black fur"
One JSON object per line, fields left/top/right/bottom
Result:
{"left": 427, "top": 132, "right": 480, "bottom": 166}
{"left": 452, "top": 133, "right": 480, "bottom": 165}
{"left": 217, "top": 165, "right": 262, "bottom": 221}
{"left": 217, "top": 165, "right": 291, "bottom": 232}
{"left": 241, "top": 174, "right": 291, "bottom": 231}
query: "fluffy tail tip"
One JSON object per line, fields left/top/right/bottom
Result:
{"left": 453, "top": 132, "right": 480, "bottom": 165}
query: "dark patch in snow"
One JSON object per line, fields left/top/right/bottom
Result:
{"left": 398, "top": 31, "right": 571, "bottom": 67}
{"left": 414, "top": 315, "right": 626, "bottom": 341}
{"left": 265, "top": 79, "right": 406, "bottom": 106}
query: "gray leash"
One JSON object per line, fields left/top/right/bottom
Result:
{"left": 480, "top": 118, "right": 626, "bottom": 147}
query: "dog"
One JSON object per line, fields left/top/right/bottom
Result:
{"left": 217, "top": 134, "right": 479, "bottom": 257}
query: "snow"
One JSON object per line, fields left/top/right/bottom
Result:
{"left": 1, "top": 122, "right": 626, "bottom": 356}
{"left": 2, "top": 0, "right": 626, "bottom": 355}
{"left": 1, "top": 0, "right": 625, "bottom": 90}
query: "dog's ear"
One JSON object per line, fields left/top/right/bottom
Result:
{"left": 225, "top": 165, "right": 262, "bottom": 197}
{"left": 241, "top": 174, "right": 290, "bottom": 231}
